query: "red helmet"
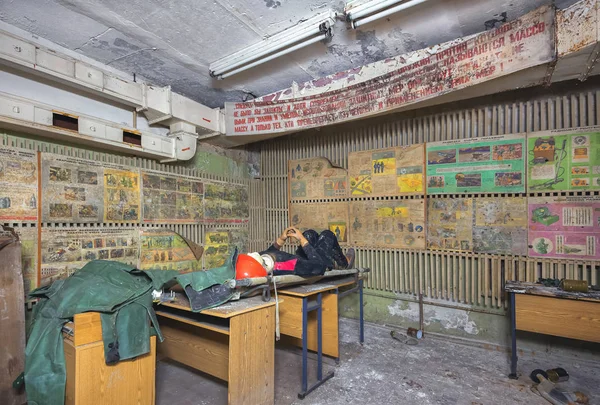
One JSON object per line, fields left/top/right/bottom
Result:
{"left": 235, "top": 253, "right": 267, "bottom": 279}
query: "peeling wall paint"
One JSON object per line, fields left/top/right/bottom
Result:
{"left": 183, "top": 143, "right": 259, "bottom": 178}
{"left": 387, "top": 300, "right": 479, "bottom": 335}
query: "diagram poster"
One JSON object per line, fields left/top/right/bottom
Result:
{"left": 0, "top": 146, "right": 38, "bottom": 222}
{"left": 348, "top": 145, "right": 424, "bottom": 196}
{"left": 139, "top": 229, "right": 201, "bottom": 273}
{"left": 204, "top": 228, "right": 249, "bottom": 269}
{"left": 142, "top": 171, "right": 204, "bottom": 224}
{"left": 427, "top": 198, "right": 474, "bottom": 252}
{"left": 528, "top": 196, "right": 600, "bottom": 260}
{"left": 41, "top": 154, "right": 105, "bottom": 222}
{"left": 40, "top": 227, "right": 139, "bottom": 286}
{"left": 426, "top": 134, "right": 525, "bottom": 194}
{"left": 289, "top": 157, "right": 348, "bottom": 200}
{"left": 289, "top": 201, "right": 349, "bottom": 244}
{"left": 104, "top": 167, "right": 141, "bottom": 223}
{"left": 527, "top": 128, "right": 600, "bottom": 192}
{"left": 473, "top": 197, "right": 527, "bottom": 255}
{"left": 349, "top": 199, "right": 425, "bottom": 249}
{"left": 204, "top": 182, "right": 249, "bottom": 223}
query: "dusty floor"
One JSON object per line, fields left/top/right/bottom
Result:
{"left": 156, "top": 319, "right": 600, "bottom": 405}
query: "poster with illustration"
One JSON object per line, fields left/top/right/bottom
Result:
{"left": 349, "top": 199, "right": 425, "bottom": 249}
{"left": 41, "top": 154, "right": 105, "bottom": 222}
{"left": 139, "top": 229, "right": 202, "bottom": 273}
{"left": 427, "top": 198, "right": 474, "bottom": 252}
{"left": 204, "top": 228, "right": 248, "bottom": 268}
{"left": 0, "top": 146, "right": 38, "bottom": 222}
{"left": 348, "top": 144, "right": 424, "bottom": 196}
{"left": 203, "top": 182, "right": 249, "bottom": 223}
{"left": 473, "top": 197, "right": 527, "bottom": 255}
{"left": 40, "top": 227, "right": 139, "bottom": 286}
{"left": 104, "top": 168, "right": 141, "bottom": 223}
{"left": 288, "top": 157, "right": 348, "bottom": 200}
{"left": 142, "top": 170, "right": 204, "bottom": 224}
{"left": 528, "top": 196, "right": 600, "bottom": 259}
{"left": 426, "top": 134, "right": 525, "bottom": 194}
{"left": 289, "top": 201, "right": 349, "bottom": 244}
{"left": 527, "top": 128, "right": 600, "bottom": 192}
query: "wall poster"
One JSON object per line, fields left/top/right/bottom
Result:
{"left": 289, "top": 157, "right": 348, "bottom": 200}
{"left": 41, "top": 154, "right": 105, "bottom": 222}
{"left": 528, "top": 196, "right": 600, "bottom": 260}
{"left": 289, "top": 201, "right": 349, "bottom": 244}
{"left": 139, "top": 229, "right": 202, "bottom": 273}
{"left": 527, "top": 128, "right": 600, "bottom": 191}
{"left": 204, "top": 182, "right": 249, "bottom": 223}
{"left": 0, "top": 146, "right": 38, "bottom": 222}
{"left": 104, "top": 167, "right": 141, "bottom": 223}
{"left": 40, "top": 227, "right": 139, "bottom": 287}
{"left": 348, "top": 144, "right": 424, "bottom": 196}
{"left": 426, "top": 134, "right": 525, "bottom": 194}
{"left": 142, "top": 171, "right": 204, "bottom": 224}
{"left": 427, "top": 198, "right": 474, "bottom": 252}
{"left": 204, "top": 228, "right": 249, "bottom": 268}
{"left": 349, "top": 199, "right": 425, "bottom": 249}
{"left": 473, "top": 197, "right": 527, "bottom": 255}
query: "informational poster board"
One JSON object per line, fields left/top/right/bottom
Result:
{"left": 349, "top": 199, "right": 425, "bottom": 249}
{"left": 0, "top": 146, "right": 38, "bottom": 222}
{"left": 528, "top": 196, "right": 600, "bottom": 260}
{"left": 289, "top": 157, "right": 348, "bottom": 200}
{"left": 40, "top": 227, "right": 139, "bottom": 286}
{"left": 289, "top": 201, "right": 349, "bottom": 244}
{"left": 426, "top": 134, "right": 525, "bottom": 194}
{"left": 527, "top": 128, "right": 600, "bottom": 192}
{"left": 104, "top": 168, "right": 141, "bottom": 223}
{"left": 348, "top": 145, "right": 424, "bottom": 196}
{"left": 139, "top": 229, "right": 202, "bottom": 273}
{"left": 204, "top": 182, "right": 249, "bottom": 223}
{"left": 41, "top": 154, "right": 105, "bottom": 222}
{"left": 473, "top": 197, "right": 527, "bottom": 255}
{"left": 141, "top": 171, "right": 204, "bottom": 224}
{"left": 204, "top": 228, "right": 249, "bottom": 268}
{"left": 427, "top": 198, "right": 474, "bottom": 252}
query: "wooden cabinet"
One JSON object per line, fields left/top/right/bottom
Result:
{"left": 64, "top": 313, "right": 156, "bottom": 405}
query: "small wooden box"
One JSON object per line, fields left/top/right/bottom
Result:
{"left": 64, "top": 312, "right": 156, "bottom": 405}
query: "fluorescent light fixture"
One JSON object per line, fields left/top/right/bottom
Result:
{"left": 209, "top": 11, "right": 336, "bottom": 80}
{"left": 345, "top": 0, "right": 428, "bottom": 29}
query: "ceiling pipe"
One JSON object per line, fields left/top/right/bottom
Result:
{"left": 346, "top": 0, "right": 429, "bottom": 29}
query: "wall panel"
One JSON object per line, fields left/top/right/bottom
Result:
{"left": 258, "top": 84, "right": 600, "bottom": 311}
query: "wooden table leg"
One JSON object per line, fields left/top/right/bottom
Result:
{"left": 509, "top": 292, "right": 518, "bottom": 379}
{"left": 228, "top": 306, "right": 275, "bottom": 405}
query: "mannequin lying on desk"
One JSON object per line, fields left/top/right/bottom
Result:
{"left": 237, "top": 227, "right": 356, "bottom": 278}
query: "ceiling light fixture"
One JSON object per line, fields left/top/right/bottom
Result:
{"left": 345, "top": 0, "right": 428, "bottom": 29}
{"left": 209, "top": 11, "right": 336, "bottom": 80}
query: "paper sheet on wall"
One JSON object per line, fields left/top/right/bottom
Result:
{"left": 349, "top": 199, "right": 425, "bottom": 249}
{"left": 142, "top": 171, "right": 204, "bottom": 224}
{"left": 41, "top": 154, "right": 105, "bottom": 222}
{"left": 139, "top": 229, "right": 202, "bottom": 273}
{"left": 528, "top": 195, "right": 600, "bottom": 259}
{"left": 426, "top": 134, "right": 525, "bottom": 194}
{"left": 40, "top": 227, "right": 139, "bottom": 286}
{"left": 348, "top": 145, "right": 424, "bottom": 196}
{"left": 473, "top": 197, "right": 527, "bottom": 255}
{"left": 0, "top": 146, "right": 38, "bottom": 222}
{"left": 427, "top": 198, "right": 474, "bottom": 252}
{"left": 203, "top": 182, "right": 249, "bottom": 223}
{"left": 104, "top": 168, "right": 141, "bottom": 223}
{"left": 204, "top": 228, "right": 249, "bottom": 268}
{"left": 527, "top": 128, "right": 600, "bottom": 192}
{"left": 288, "top": 157, "right": 348, "bottom": 200}
{"left": 289, "top": 201, "right": 349, "bottom": 244}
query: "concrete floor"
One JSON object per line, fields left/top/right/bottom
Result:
{"left": 156, "top": 319, "right": 600, "bottom": 405}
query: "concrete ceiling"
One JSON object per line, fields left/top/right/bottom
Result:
{"left": 0, "top": 0, "right": 581, "bottom": 109}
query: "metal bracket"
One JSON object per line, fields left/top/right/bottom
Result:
{"left": 580, "top": 41, "right": 600, "bottom": 82}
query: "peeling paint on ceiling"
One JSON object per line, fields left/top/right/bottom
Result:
{"left": 0, "top": 0, "right": 582, "bottom": 108}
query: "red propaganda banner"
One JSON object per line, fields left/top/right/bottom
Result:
{"left": 225, "top": 5, "right": 555, "bottom": 136}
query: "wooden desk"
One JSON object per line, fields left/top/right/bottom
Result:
{"left": 505, "top": 281, "right": 600, "bottom": 379}
{"left": 63, "top": 312, "right": 156, "bottom": 405}
{"left": 277, "top": 276, "right": 364, "bottom": 398}
{"left": 156, "top": 295, "right": 276, "bottom": 405}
